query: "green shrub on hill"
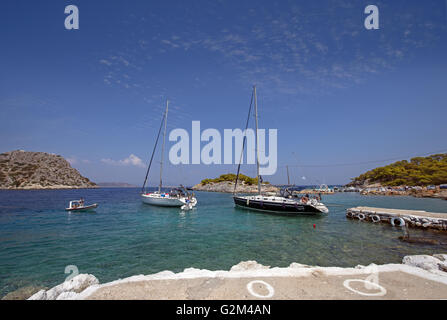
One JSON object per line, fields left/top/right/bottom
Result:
{"left": 351, "top": 153, "right": 447, "bottom": 186}
{"left": 200, "top": 173, "right": 269, "bottom": 185}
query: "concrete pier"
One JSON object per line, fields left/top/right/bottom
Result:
{"left": 346, "top": 206, "right": 447, "bottom": 231}
{"left": 28, "top": 257, "right": 447, "bottom": 300}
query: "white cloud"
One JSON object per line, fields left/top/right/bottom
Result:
{"left": 101, "top": 154, "right": 146, "bottom": 168}
{"left": 161, "top": 39, "right": 180, "bottom": 48}
{"left": 120, "top": 57, "right": 130, "bottom": 66}
{"left": 67, "top": 157, "right": 92, "bottom": 166}
{"left": 99, "top": 59, "right": 112, "bottom": 66}
{"left": 66, "top": 157, "right": 77, "bottom": 165}
{"left": 96, "top": 2, "right": 443, "bottom": 103}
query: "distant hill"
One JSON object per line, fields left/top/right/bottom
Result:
{"left": 199, "top": 173, "right": 269, "bottom": 186}
{"left": 0, "top": 150, "right": 97, "bottom": 189}
{"left": 349, "top": 153, "right": 447, "bottom": 187}
{"left": 192, "top": 173, "right": 278, "bottom": 193}
{"left": 97, "top": 182, "right": 137, "bottom": 188}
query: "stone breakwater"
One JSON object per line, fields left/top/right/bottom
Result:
{"left": 192, "top": 181, "right": 279, "bottom": 193}
{"left": 346, "top": 206, "right": 447, "bottom": 231}
{"left": 27, "top": 254, "right": 447, "bottom": 300}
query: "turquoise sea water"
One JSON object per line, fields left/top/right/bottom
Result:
{"left": 1, "top": 188, "right": 447, "bottom": 297}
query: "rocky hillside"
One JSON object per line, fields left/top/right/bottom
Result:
{"left": 0, "top": 150, "right": 97, "bottom": 189}
{"left": 349, "top": 153, "right": 447, "bottom": 187}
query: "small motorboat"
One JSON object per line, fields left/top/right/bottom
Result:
{"left": 65, "top": 200, "right": 98, "bottom": 212}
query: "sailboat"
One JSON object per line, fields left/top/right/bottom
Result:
{"left": 232, "top": 86, "right": 329, "bottom": 215}
{"left": 141, "top": 100, "right": 197, "bottom": 208}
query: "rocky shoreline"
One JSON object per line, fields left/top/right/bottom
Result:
{"left": 22, "top": 254, "right": 447, "bottom": 300}
{"left": 192, "top": 181, "right": 279, "bottom": 193}
{"left": 358, "top": 185, "right": 447, "bottom": 200}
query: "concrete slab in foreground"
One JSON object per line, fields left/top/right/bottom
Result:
{"left": 86, "top": 271, "right": 447, "bottom": 300}
{"left": 29, "top": 255, "right": 447, "bottom": 300}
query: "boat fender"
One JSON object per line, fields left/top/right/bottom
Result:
{"left": 371, "top": 215, "right": 380, "bottom": 223}
{"left": 346, "top": 211, "right": 353, "bottom": 218}
{"left": 246, "top": 198, "right": 249, "bottom": 205}
{"left": 391, "top": 217, "right": 405, "bottom": 227}
{"left": 357, "top": 213, "right": 366, "bottom": 220}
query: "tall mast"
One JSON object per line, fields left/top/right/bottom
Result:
{"left": 287, "top": 165, "right": 290, "bottom": 186}
{"left": 159, "top": 99, "right": 169, "bottom": 193}
{"left": 141, "top": 109, "right": 165, "bottom": 194}
{"left": 254, "top": 86, "right": 261, "bottom": 195}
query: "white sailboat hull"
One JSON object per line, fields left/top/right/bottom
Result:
{"left": 141, "top": 194, "right": 184, "bottom": 207}
{"left": 140, "top": 101, "right": 198, "bottom": 209}
{"left": 141, "top": 193, "right": 197, "bottom": 207}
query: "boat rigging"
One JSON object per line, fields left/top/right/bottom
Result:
{"left": 232, "top": 86, "right": 329, "bottom": 215}
{"left": 141, "top": 100, "right": 197, "bottom": 208}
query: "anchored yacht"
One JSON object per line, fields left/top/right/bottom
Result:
{"left": 232, "top": 86, "right": 328, "bottom": 215}
{"left": 233, "top": 194, "right": 329, "bottom": 214}
{"left": 140, "top": 100, "right": 197, "bottom": 208}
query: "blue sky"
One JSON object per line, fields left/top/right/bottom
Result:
{"left": 1, "top": 0, "right": 446, "bottom": 186}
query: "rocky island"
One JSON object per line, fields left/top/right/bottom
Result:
{"left": 0, "top": 150, "right": 97, "bottom": 190}
{"left": 192, "top": 173, "right": 279, "bottom": 193}
{"left": 347, "top": 153, "right": 447, "bottom": 199}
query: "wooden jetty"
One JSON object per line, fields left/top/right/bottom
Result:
{"left": 346, "top": 206, "right": 447, "bottom": 231}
